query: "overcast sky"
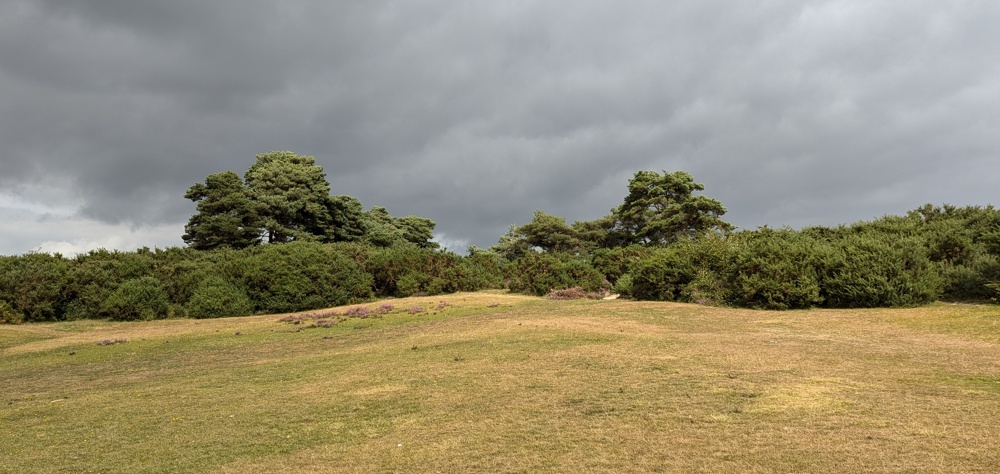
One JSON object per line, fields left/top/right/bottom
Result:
{"left": 1, "top": 1, "right": 999, "bottom": 256}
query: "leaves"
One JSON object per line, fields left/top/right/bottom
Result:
{"left": 614, "top": 170, "right": 732, "bottom": 244}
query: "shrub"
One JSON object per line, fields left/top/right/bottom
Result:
{"left": 342, "top": 306, "right": 372, "bottom": 318}
{"left": 221, "top": 242, "right": 373, "bottom": 314}
{"left": 591, "top": 245, "right": 653, "bottom": 285}
{"left": 63, "top": 249, "right": 156, "bottom": 320}
{"left": 365, "top": 245, "right": 471, "bottom": 297}
{"left": 395, "top": 271, "right": 429, "bottom": 297}
{"left": 186, "top": 277, "right": 254, "bottom": 319}
{"left": 458, "top": 250, "right": 507, "bottom": 291}
{"left": 722, "top": 229, "right": 824, "bottom": 310}
{"left": 151, "top": 246, "right": 231, "bottom": 306}
{"left": 0, "top": 253, "right": 70, "bottom": 322}
{"left": 938, "top": 253, "right": 1000, "bottom": 302}
{"left": 0, "top": 300, "right": 24, "bottom": 324}
{"left": 613, "top": 273, "right": 634, "bottom": 297}
{"left": 820, "top": 233, "right": 942, "bottom": 308}
{"left": 507, "top": 252, "right": 609, "bottom": 296}
{"left": 627, "top": 236, "right": 731, "bottom": 304}
{"left": 629, "top": 247, "right": 696, "bottom": 301}
{"left": 101, "top": 276, "right": 170, "bottom": 321}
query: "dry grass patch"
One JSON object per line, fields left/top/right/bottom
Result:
{"left": 3, "top": 293, "right": 1000, "bottom": 473}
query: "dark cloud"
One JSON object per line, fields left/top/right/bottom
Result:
{"left": 1, "top": 0, "right": 999, "bottom": 255}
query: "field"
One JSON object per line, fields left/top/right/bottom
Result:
{"left": 3, "top": 292, "right": 1000, "bottom": 473}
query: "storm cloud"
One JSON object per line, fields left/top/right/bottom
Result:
{"left": 2, "top": 0, "right": 999, "bottom": 255}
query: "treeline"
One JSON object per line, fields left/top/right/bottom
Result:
{"left": 615, "top": 204, "right": 1000, "bottom": 309}
{"left": 2, "top": 203, "right": 999, "bottom": 323}
{"left": 3, "top": 152, "right": 999, "bottom": 323}
{"left": 0, "top": 243, "right": 506, "bottom": 323}
{"left": 479, "top": 203, "right": 1000, "bottom": 310}
{"left": 0, "top": 205, "right": 1000, "bottom": 323}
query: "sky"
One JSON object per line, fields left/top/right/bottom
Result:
{"left": 1, "top": 1, "right": 999, "bottom": 256}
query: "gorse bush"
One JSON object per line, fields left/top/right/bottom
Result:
{"left": 939, "top": 253, "right": 1000, "bottom": 301}
{"left": 617, "top": 227, "right": 947, "bottom": 309}
{"left": 186, "top": 276, "right": 253, "bottom": 319}
{"left": 62, "top": 249, "right": 157, "bottom": 320}
{"left": 629, "top": 247, "right": 696, "bottom": 301}
{"left": 101, "top": 276, "right": 170, "bottom": 321}
{"left": 0, "top": 242, "right": 509, "bottom": 321}
{"left": 0, "top": 253, "right": 70, "bottom": 322}
{"left": 819, "top": 233, "right": 941, "bottom": 308}
{"left": 0, "top": 300, "right": 24, "bottom": 324}
{"left": 591, "top": 245, "right": 652, "bottom": 286}
{"left": 220, "top": 242, "right": 373, "bottom": 314}
{"left": 458, "top": 250, "right": 507, "bottom": 291}
{"left": 365, "top": 245, "right": 464, "bottom": 297}
{"left": 507, "top": 252, "right": 609, "bottom": 296}
{"left": 722, "top": 229, "right": 825, "bottom": 310}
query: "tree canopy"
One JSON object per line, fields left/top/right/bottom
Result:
{"left": 614, "top": 170, "right": 733, "bottom": 244}
{"left": 491, "top": 170, "right": 732, "bottom": 257}
{"left": 182, "top": 171, "right": 261, "bottom": 250}
{"left": 183, "top": 151, "right": 435, "bottom": 250}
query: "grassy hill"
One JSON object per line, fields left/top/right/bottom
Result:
{"left": 3, "top": 292, "right": 1000, "bottom": 473}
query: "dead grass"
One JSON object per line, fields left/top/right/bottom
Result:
{"left": 2, "top": 293, "right": 1000, "bottom": 473}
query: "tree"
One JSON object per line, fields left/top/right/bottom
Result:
{"left": 183, "top": 151, "right": 375, "bottom": 249}
{"left": 243, "top": 151, "right": 338, "bottom": 244}
{"left": 519, "top": 210, "right": 586, "bottom": 253}
{"left": 182, "top": 171, "right": 262, "bottom": 250}
{"left": 613, "top": 170, "right": 732, "bottom": 245}
{"left": 396, "top": 215, "right": 440, "bottom": 249}
{"left": 327, "top": 195, "right": 366, "bottom": 243}
{"left": 359, "top": 207, "right": 439, "bottom": 248}
{"left": 361, "top": 206, "right": 405, "bottom": 247}
{"left": 491, "top": 224, "right": 531, "bottom": 260}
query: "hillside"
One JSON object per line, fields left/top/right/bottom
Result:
{"left": 3, "top": 293, "right": 1000, "bottom": 473}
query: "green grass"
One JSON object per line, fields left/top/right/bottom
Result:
{"left": 3, "top": 292, "right": 1000, "bottom": 473}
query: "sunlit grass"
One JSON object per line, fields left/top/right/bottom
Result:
{"left": 3, "top": 293, "right": 1000, "bottom": 472}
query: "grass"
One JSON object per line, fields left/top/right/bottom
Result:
{"left": 3, "top": 293, "right": 1000, "bottom": 473}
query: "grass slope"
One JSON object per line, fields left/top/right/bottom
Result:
{"left": 3, "top": 292, "right": 1000, "bottom": 473}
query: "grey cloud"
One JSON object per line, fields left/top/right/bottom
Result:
{"left": 1, "top": 0, "right": 999, "bottom": 254}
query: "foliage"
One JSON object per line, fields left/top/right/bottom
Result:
{"left": 819, "top": 232, "right": 942, "bottom": 308}
{"left": 243, "top": 151, "right": 343, "bottom": 244}
{"left": 590, "top": 245, "right": 653, "bottom": 285}
{"left": 491, "top": 224, "right": 531, "bottom": 260}
{"left": 364, "top": 246, "right": 469, "bottom": 297}
{"left": 613, "top": 170, "right": 733, "bottom": 245}
{"left": 220, "top": 241, "right": 373, "bottom": 314}
{"left": 629, "top": 247, "right": 697, "bottom": 301}
{"left": 722, "top": 229, "right": 825, "bottom": 310}
{"left": 183, "top": 151, "right": 430, "bottom": 249}
{"left": 359, "top": 206, "right": 404, "bottom": 247}
{"left": 460, "top": 249, "right": 508, "bottom": 291}
{"left": 0, "top": 299, "right": 24, "bottom": 324}
{"left": 101, "top": 276, "right": 170, "bottom": 321}
{"left": 0, "top": 252, "right": 70, "bottom": 322}
{"left": 396, "top": 215, "right": 440, "bottom": 249}
{"left": 327, "top": 195, "right": 367, "bottom": 243}
{"left": 519, "top": 210, "right": 589, "bottom": 253}
{"left": 186, "top": 276, "right": 254, "bottom": 319}
{"left": 507, "top": 252, "right": 609, "bottom": 296}
{"left": 612, "top": 273, "right": 634, "bottom": 297}
{"left": 182, "top": 171, "right": 261, "bottom": 250}
{"left": 63, "top": 249, "right": 156, "bottom": 320}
